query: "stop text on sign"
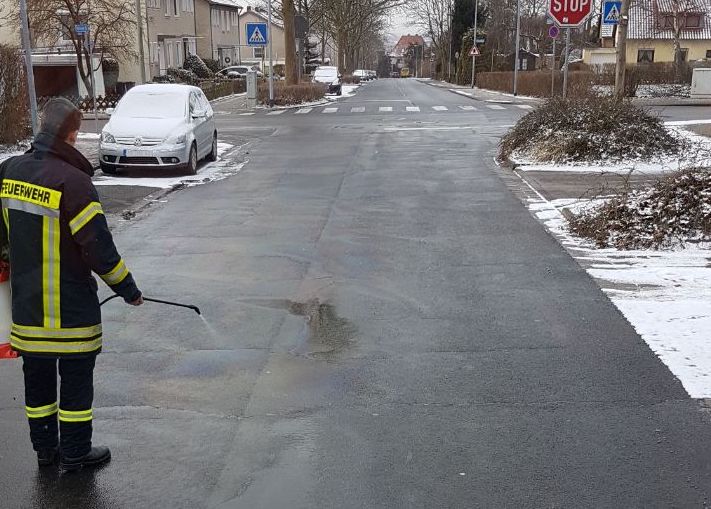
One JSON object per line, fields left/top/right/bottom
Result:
{"left": 549, "top": 0, "right": 592, "bottom": 27}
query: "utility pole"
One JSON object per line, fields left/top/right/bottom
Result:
{"left": 86, "top": 0, "right": 99, "bottom": 133}
{"left": 614, "top": 0, "right": 630, "bottom": 98}
{"left": 513, "top": 0, "right": 521, "bottom": 95}
{"left": 448, "top": 1, "right": 453, "bottom": 82}
{"left": 136, "top": 0, "right": 146, "bottom": 83}
{"left": 562, "top": 28, "right": 571, "bottom": 98}
{"left": 471, "top": 0, "right": 478, "bottom": 88}
{"left": 267, "top": 0, "right": 274, "bottom": 104}
{"left": 19, "top": 0, "right": 38, "bottom": 136}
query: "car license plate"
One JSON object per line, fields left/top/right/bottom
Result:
{"left": 125, "top": 149, "right": 154, "bottom": 157}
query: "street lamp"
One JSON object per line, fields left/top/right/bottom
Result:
{"left": 448, "top": 3, "right": 453, "bottom": 82}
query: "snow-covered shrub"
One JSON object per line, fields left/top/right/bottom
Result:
{"left": 167, "top": 67, "right": 198, "bottom": 84}
{"left": 202, "top": 58, "right": 220, "bottom": 74}
{"left": 570, "top": 169, "right": 711, "bottom": 249}
{"left": 258, "top": 82, "right": 326, "bottom": 106}
{"left": 182, "top": 54, "right": 212, "bottom": 79}
{"left": 152, "top": 74, "right": 175, "bottom": 83}
{"left": 499, "top": 95, "right": 680, "bottom": 163}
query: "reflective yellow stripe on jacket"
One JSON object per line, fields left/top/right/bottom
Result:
{"left": 69, "top": 201, "right": 103, "bottom": 235}
{"left": 42, "top": 216, "right": 61, "bottom": 329}
{"left": 10, "top": 323, "right": 103, "bottom": 355}
{"left": 100, "top": 259, "right": 129, "bottom": 286}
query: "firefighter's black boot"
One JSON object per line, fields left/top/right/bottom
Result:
{"left": 37, "top": 447, "right": 59, "bottom": 467}
{"left": 60, "top": 446, "right": 111, "bottom": 472}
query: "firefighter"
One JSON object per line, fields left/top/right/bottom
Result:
{"left": 0, "top": 98, "right": 143, "bottom": 472}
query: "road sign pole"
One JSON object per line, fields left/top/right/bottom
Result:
{"left": 513, "top": 0, "right": 521, "bottom": 95}
{"left": 471, "top": 0, "right": 478, "bottom": 88}
{"left": 19, "top": 0, "right": 38, "bottom": 136}
{"left": 267, "top": 0, "right": 274, "bottom": 105}
{"left": 551, "top": 37, "right": 556, "bottom": 96}
{"left": 563, "top": 27, "right": 571, "bottom": 98}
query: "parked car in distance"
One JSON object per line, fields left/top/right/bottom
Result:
{"left": 216, "top": 65, "right": 263, "bottom": 79}
{"left": 99, "top": 84, "right": 217, "bottom": 176}
{"left": 390, "top": 71, "right": 400, "bottom": 78}
{"left": 367, "top": 70, "right": 378, "bottom": 80}
{"left": 313, "top": 66, "right": 342, "bottom": 95}
{"left": 400, "top": 67, "right": 411, "bottom": 78}
{"left": 353, "top": 69, "right": 371, "bottom": 81}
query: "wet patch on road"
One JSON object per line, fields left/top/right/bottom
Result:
{"left": 240, "top": 298, "right": 357, "bottom": 358}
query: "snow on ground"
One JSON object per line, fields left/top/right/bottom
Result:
{"left": 93, "top": 142, "right": 241, "bottom": 189}
{"left": 515, "top": 126, "right": 711, "bottom": 174}
{"left": 522, "top": 181, "right": 711, "bottom": 398}
{"left": 0, "top": 150, "right": 24, "bottom": 165}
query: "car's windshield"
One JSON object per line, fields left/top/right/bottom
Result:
{"left": 115, "top": 93, "right": 186, "bottom": 119}
{"left": 314, "top": 70, "right": 336, "bottom": 78}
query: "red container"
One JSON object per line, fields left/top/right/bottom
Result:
{"left": 0, "top": 342, "right": 17, "bottom": 359}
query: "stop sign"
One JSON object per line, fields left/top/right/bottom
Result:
{"left": 548, "top": 0, "right": 592, "bottom": 27}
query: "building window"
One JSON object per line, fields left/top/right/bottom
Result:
{"left": 686, "top": 14, "right": 702, "bottom": 28}
{"left": 253, "top": 47, "right": 264, "bottom": 59}
{"left": 679, "top": 48, "right": 689, "bottom": 61}
{"left": 637, "top": 49, "right": 655, "bottom": 63}
{"left": 147, "top": 0, "right": 160, "bottom": 8}
{"left": 706, "top": 49, "right": 711, "bottom": 59}
{"left": 212, "top": 9, "right": 219, "bottom": 27}
{"left": 173, "top": 0, "right": 180, "bottom": 16}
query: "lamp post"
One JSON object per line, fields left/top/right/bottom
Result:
{"left": 19, "top": 0, "right": 38, "bottom": 136}
{"left": 471, "top": 0, "right": 478, "bottom": 88}
{"left": 448, "top": 2, "right": 453, "bottom": 82}
{"left": 236, "top": 5, "right": 243, "bottom": 65}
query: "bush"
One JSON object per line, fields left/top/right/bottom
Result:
{"left": 258, "top": 82, "right": 326, "bottom": 106}
{"left": 152, "top": 74, "right": 176, "bottom": 83}
{"left": 202, "top": 58, "right": 221, "bottom": 74}
{"left": 0, "top": 45, "right": 30, "bottom": 145}
{"left": 499, "top": 94, "right": 680, "bottom": 163}
{"left": 167, "top": 67, "right": 199, "bottom": 84}
{"left": 182, "top": 54, "right": 213, "bottom": 79}
{"left": 477, "top": 71, "right": 597, "bottom": 98}
{"left": 570, "top": 169, "right": 711, "bottom": 249}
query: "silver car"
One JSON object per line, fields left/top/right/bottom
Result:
{"left": 99, "top": 84, "right": 217, "bottom": 175}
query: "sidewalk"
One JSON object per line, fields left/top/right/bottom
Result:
{"left": 421, "top": 79, "right": 542, "bottom": 104}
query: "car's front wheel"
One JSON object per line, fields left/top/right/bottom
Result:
{"left": 184, "top": 143, "right": 198, "bottom": 175}
{"left": 206, "top": 132, "right": 218, "bottom": 162}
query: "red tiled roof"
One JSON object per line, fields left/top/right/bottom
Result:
{"left": 393, "top": 35, "right": 425, "bottom": 55}
{"left": 629, "top": 0, "right": 711, "bottom": 39}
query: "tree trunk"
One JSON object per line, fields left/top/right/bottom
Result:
{"left": 614, "top": 0, "right": 630, "bottom": 98}
{"left": 282, "top": 0, "right": 298, "bottom": 84}
{"left": 337, "top": 31, "right": 347, "bottom": 74}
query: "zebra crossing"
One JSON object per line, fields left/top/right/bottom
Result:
{"left": 250, "top": 103, "right": 534, "bottom": 117}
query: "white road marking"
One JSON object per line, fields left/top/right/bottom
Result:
{"left": 323, "top": 107, "right": 338, "bottom": 113}
{"left": 432, "top": 106, "right": 448, "bottom": 111}
{"left": 351, "top": 107, "right": 365, "bottom": 113}
{"left": 266, "top": 110, "right": 286, "bottom": 115}
{"left": 379, "top": 106, "right": 393, "bottom": 112}
{"left": 458, "top": 105, "right": 477, "bottom": 110}
{"left": 295, "top": 108, "right": 313, "bottom": 114}
{"left": 406, "top": 106, "right": 420, "bottom": 112}
{"left": 487, "top": 104, "right": 506, "bottom": 110}
{"left": 516, "top": 104, "right": 534, "bottom": 110}
{"left": 384, "top": 126, "right": 473, "bottom": 132}
{"left": 451, "top": 89, "right": 474, "bottom": 97}
{"left": 240, "top": 112, "right": 256, "bottom": 116}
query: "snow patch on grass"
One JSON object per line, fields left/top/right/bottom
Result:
{"left": 525, "top": 193, "right": 711, "bottom": 398}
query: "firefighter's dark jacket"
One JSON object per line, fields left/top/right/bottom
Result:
{"left": 0, "top": 132, "right": 140, "bottom": 357}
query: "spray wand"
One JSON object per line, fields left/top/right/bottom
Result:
{"left": 100, "top": 294, "right": 201, "bottom": 315}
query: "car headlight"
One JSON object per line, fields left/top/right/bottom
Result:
{"left": 101, "top": 132, "right": 115, "bottom": 144}
{"left": 166, "top": 133, "right": 187, "bottom": 145}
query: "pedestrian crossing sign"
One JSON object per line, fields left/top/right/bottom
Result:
{"left": 602, "top": 1, "right": 622, "bottom": 25}
{"left": 246, "top": 23, "right": 268, "bottom": 46}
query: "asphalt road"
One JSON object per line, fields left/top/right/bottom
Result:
{"left": 1, "top": 79, "right": 711, "bottom": 508}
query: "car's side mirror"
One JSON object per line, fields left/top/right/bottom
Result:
{"left": 106, "top": 108, "right": 114, "bottom": 116}
{"left": 192, "top": 110, "right": 206, "bottom": 119}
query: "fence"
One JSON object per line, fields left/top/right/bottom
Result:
{"left": 199, "top": 79, "right": 245, "bottom": 100}
{"left": 37, "top": 94, "right": 122, "bottom": 112}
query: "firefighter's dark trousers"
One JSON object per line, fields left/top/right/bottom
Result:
{"left": 22, "top": 355, "right": 96, "bottom": 458}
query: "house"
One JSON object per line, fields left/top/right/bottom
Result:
{"left": 236, "top": 6, "right": 285, "bottom": 71}
{"left": 584, "top": 0, "right": 711, "bottom": 65}
{"left": 195, "top": 0, "right": 243, "bottom": 67}
{"left": 392, "top": 35, "right": 425, "bottom": 58}
{"left": 144, "top": 0, "right": 198, "bottom": 77}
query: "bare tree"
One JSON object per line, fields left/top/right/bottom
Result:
{"left": 2, "top": 0, "right": 136, "bottom": 97}
{"left": 411, "top": 0, "right": 451, "bottom": 78}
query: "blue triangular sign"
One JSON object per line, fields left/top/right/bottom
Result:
{"left": 249, "top": 27, "right": 266, "bottom": 44}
